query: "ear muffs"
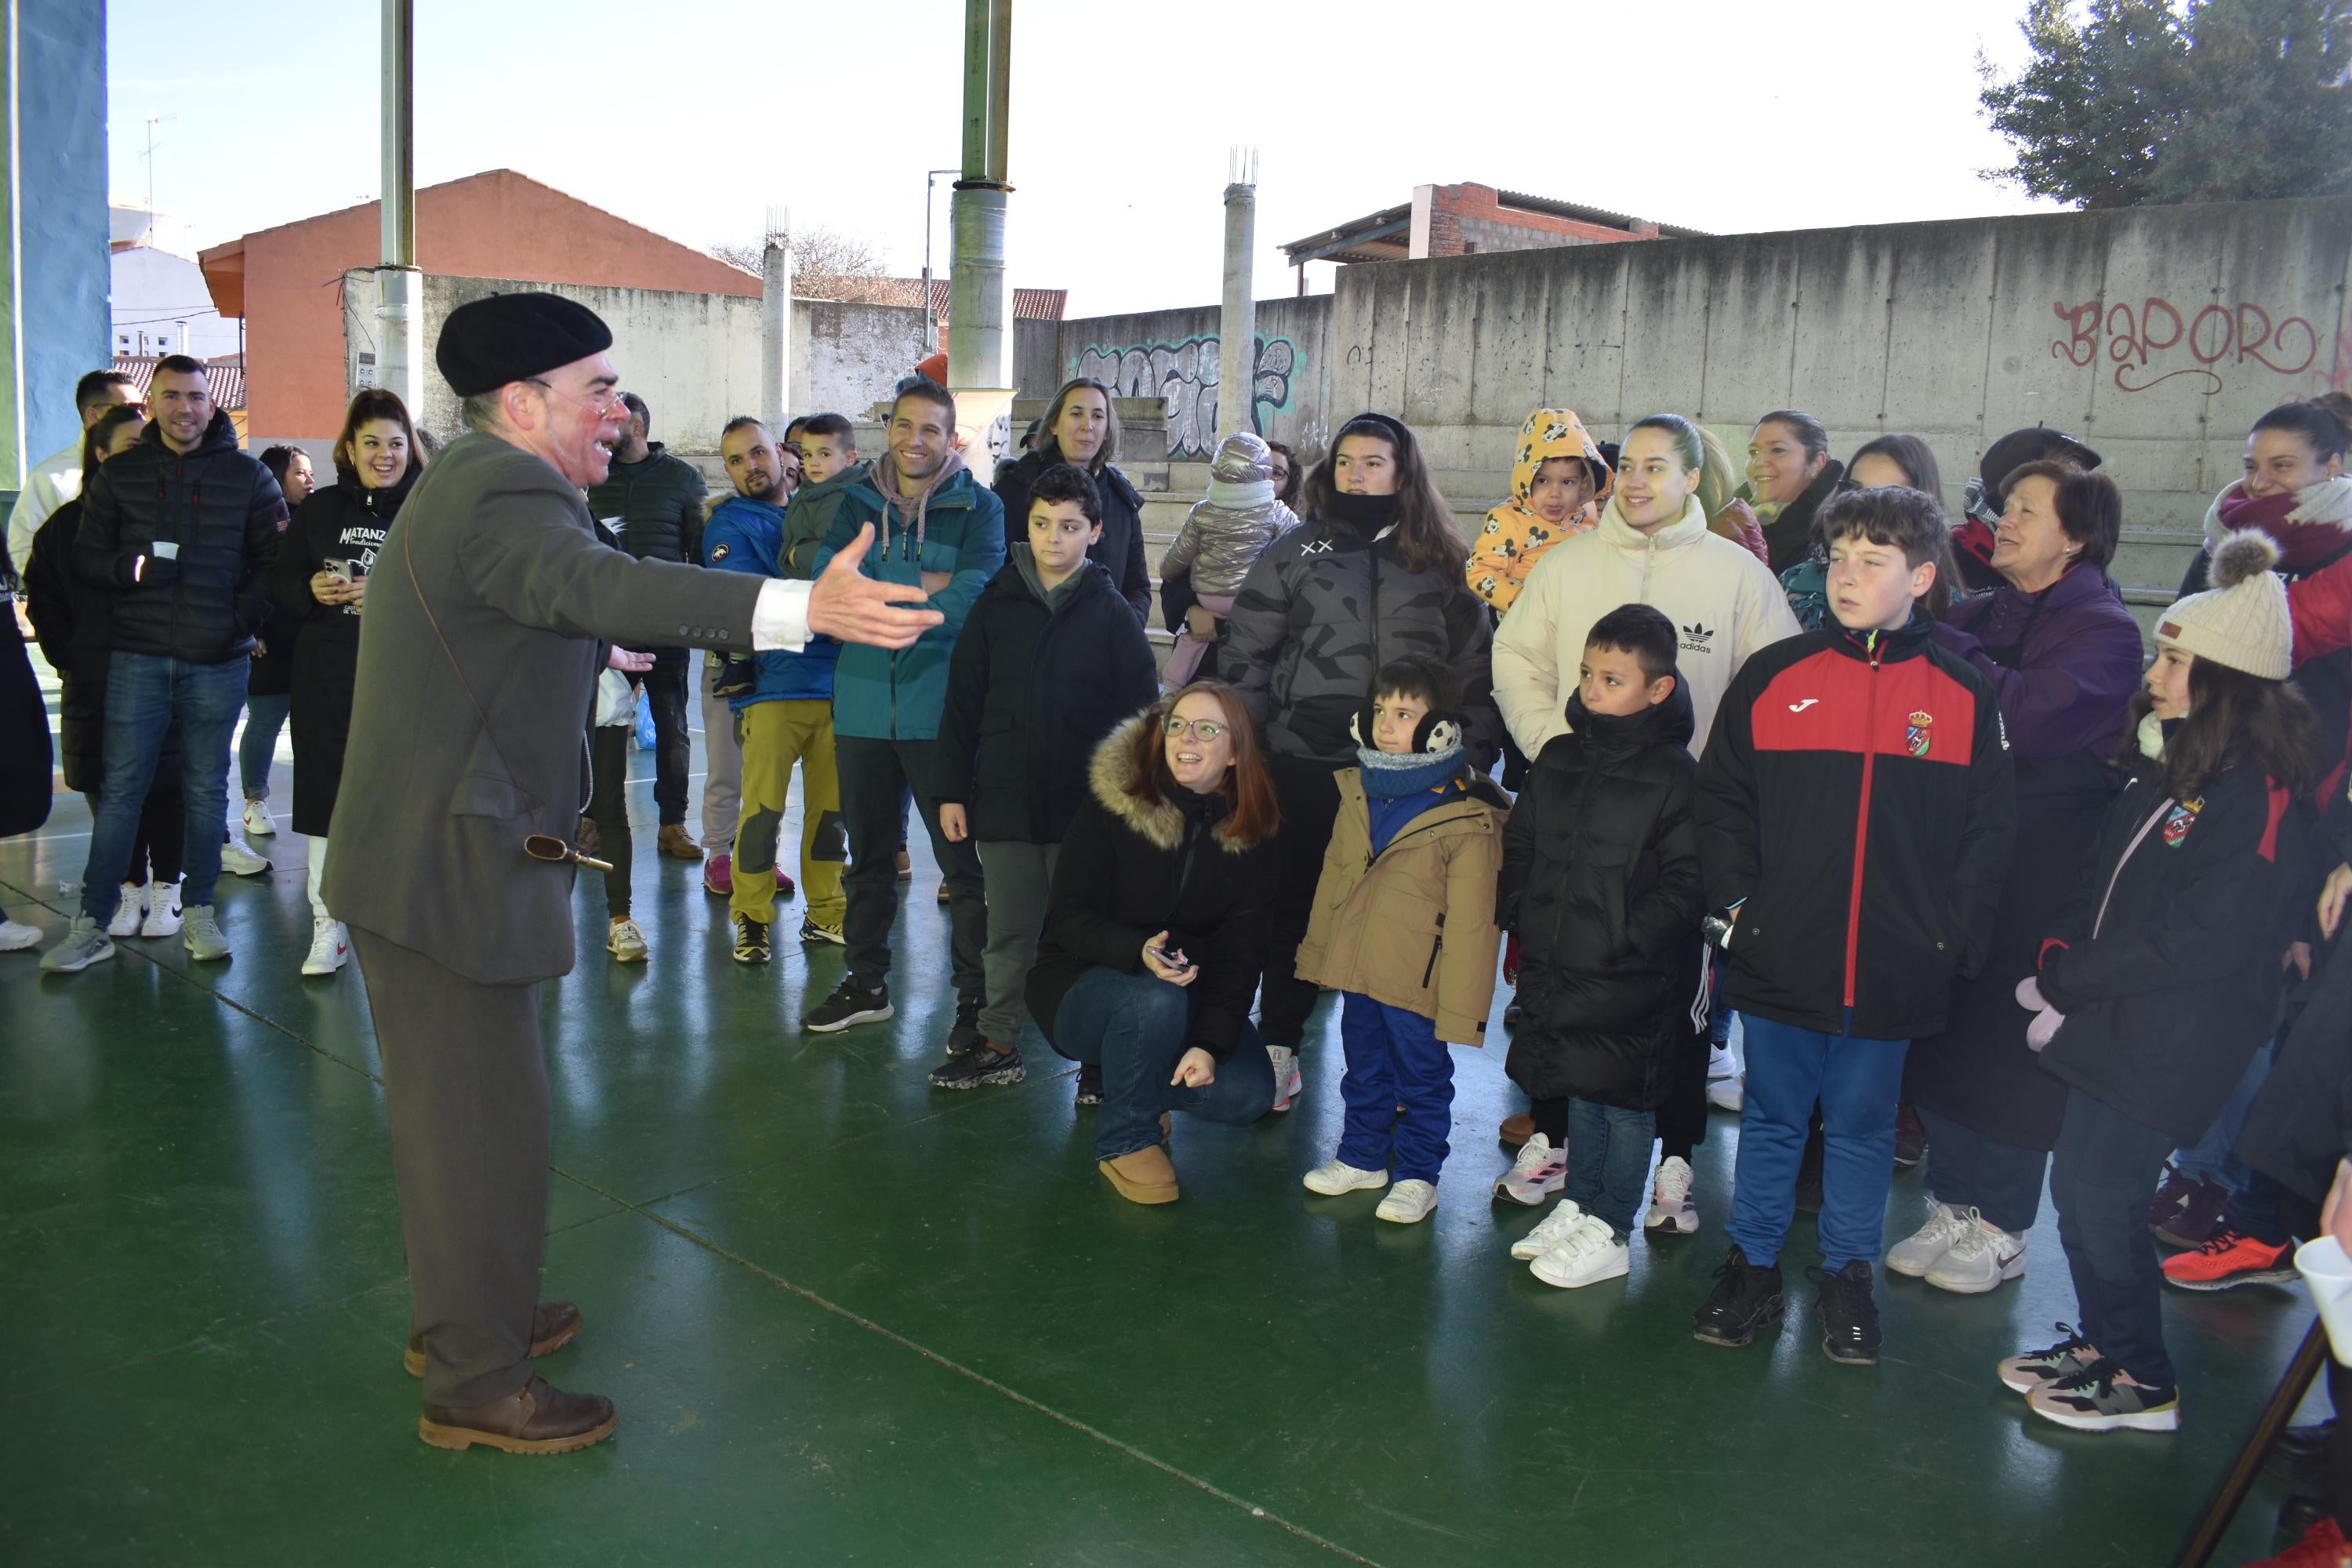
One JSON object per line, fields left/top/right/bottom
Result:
{"left": 1352, "top": 702, "right": 1463, "bottom": 754}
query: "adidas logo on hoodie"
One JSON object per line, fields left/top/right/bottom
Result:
{"left": 1680, "top": 622, "right": 1716, "bottom": 655}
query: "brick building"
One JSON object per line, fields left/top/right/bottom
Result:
{"left": 1279, "top": 181, "right": 1703, "bottom": 292}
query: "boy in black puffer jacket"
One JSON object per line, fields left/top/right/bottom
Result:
{"left": 1498, "top": 604, "right": 1704, "bottom": 1290}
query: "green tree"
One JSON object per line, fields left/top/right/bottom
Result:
{"left": 1980, "top": 0, "right": 2352, "bottom": 206}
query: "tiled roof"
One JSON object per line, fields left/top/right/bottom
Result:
{"left": 115, "top": 353, "right": 245, "bottom": 410}
{"left": 870, "top": 279, "right": 1068, "bottom": 320}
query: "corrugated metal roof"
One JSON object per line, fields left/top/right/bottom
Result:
{"left": 115, "top": 353, "right": 245, "bottom": 409}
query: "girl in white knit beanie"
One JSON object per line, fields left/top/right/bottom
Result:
{"left": 1997, "top": 529, "right": 2321, "bottom": 1436}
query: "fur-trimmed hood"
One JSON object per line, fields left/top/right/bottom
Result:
{"left": 1087, "top": 710, "right": 1256, "bottom": 855}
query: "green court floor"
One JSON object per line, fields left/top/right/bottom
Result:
{"left": 0, "top": 717, "right": 2321, "bottom": 1565}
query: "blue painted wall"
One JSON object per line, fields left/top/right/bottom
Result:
{"left": 6, "top": 0, "right": 111, "bottom": 482}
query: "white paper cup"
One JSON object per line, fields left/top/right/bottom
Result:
{"left": 2295, "top": 1236, "right": 2352, "bottom": 1366}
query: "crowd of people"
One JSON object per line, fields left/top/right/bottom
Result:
{"left": 7, "top": 345, "right": 2352, "bottom": 1544}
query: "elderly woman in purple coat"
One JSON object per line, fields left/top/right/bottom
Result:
{"left": 1889, "top": 460, "right": 2146, "bottom": 1296}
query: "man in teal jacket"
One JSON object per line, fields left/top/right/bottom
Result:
{"left": 797, "top": 379, "right": 1004, "bottom": 1044}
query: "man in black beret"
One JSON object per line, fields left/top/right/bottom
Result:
{"left": 325, "top": 292, "right": 937, "bottom": 1454}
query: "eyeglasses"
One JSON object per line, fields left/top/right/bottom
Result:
{"left": 527, "top": 379, "right": 629, "bottom": 418}
{"left": 525, "top": 833, "right": 613, "bottom": 873}
{"left": 1163, "top": 717, "right": 1226, "bottom": 741}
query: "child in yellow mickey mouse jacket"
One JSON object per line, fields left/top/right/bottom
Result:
{"left": 1465, "top": 408, "right": 1613, "bottom": 615}
{"left": 1294, "top": 656, "right": 1506, "bottom": 1226}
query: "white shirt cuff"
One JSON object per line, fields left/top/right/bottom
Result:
{"left": 751, "top": 579, "right": 811, "bottom": 652}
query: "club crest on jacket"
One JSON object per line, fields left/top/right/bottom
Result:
{"left": 1906, "top": 709, "right": 1933, "bottom": 759}
{"left": 2162, "top": 797, "right": 2205, "bottom": 848}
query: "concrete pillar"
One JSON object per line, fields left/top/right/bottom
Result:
{"left": 0, "top": 0, "right": 110, "bottom": 495}
{"left": 947, "top": 0, "right": 1014, "bottom": 462}
{"left": 373, "top": 0, "right": 423, "bottom": 419}
{"left": 1216, "top": 149, "right": 1258, "bottom": 441}
{"left": 760, "top": 223, "right": 792, "bottom": 429}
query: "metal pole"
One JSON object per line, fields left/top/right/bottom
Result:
{"left": 2173, "top": 1317, "right": 2331, "bottom": 1567}
{"left": 922, "top": 168, "right": 956, "bottom": 337}
{"left": 760, "top": 208, "right": 791, "bottom": 430}
{"left": 947, "top": 0, "right": 1013, "bottom": 453}
{"left": 1216, "top": 147, "right": 1258, "bottom": 440}
{"left": 373, "top": 0, "right": 423, "bottom": 417}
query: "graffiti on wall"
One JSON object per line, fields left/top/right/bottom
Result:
{"left": 2050, "top": 296, "right": 2328, "bottom": 395}
{"left": 1070, "top": 333, "right": 1299, "bottom": 456}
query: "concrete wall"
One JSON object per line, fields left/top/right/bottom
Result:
{"left": 325, "top": 272, "right": 931, "bottom": 458}
{"left": 1058, "top": 294, "right": 1334, "bottom": 458}
{"left": 0, "top": 0, "right": 111, "bottom": 491}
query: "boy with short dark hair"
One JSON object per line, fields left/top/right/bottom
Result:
{"left": 1693, "top": 487, "right": 2014, "bottom": 1363}
{"left": 931, "top": 463, "right": 1161, "bottom": 1089}
{"left": 1498, "top": 604, "right": 1704, "bottom": 1287}
{"left": 1295, "top": 655, "right": 1507, "bottom": 1225}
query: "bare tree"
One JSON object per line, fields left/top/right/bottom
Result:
{"left": 706, "top": 223, "right": 898, "bottom": 303}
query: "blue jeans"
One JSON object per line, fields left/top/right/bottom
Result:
{"left": 2170, "top": 1033, "right": 2277, "bottom": 1193}
{"left": 1729, "top": 1011, "right": 1910, "bottom": 1270}
{"left": 1338, "top": 992, "right": 1454, "bottom": 1183}
{"left": 82, "top": 652, "right": 247, "bottom": 921}
{"left": 1050, "top": 966, "right": 1274, "bottom": 1160}
{"left": 239, "top": 690, "right": 291, "bottom": 800}
{"left": 1565, "top": 1098, "right": 1657, "bottom": 1236}
{"left": 1918, "top": 1105, "right": 2047, "bottom": 1233}
{"left": 2051, "top": 1087, "right": 2178, "bottom": 1388}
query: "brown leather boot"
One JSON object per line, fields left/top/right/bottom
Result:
{"left": 404, "top": 1300, "right": 583, "bottom": 1378}
{"left": 657, "top": 824, "right": 704, "bottom": 861}
{"left": 1099, "top": 1145, "right": 1179, "bottom": 1205}
{"left": 1499, "top": 1112, "right": 1535, "bottom": 1149}
{"left": 418, "top": 1374, "right": 616, "bottom": 1455}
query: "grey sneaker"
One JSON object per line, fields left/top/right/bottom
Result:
{"left": 40, "top": 914, "right": 116, "bottom": 974}
{"left": 220, "top": 842, "right": 270, "bottom": 877}
{"left": 182, "top": 905, "right": 231, "bottom": 962}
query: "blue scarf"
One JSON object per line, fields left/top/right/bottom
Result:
{"left": 1356, "top": 743, "right": 1465, "bottom": 799}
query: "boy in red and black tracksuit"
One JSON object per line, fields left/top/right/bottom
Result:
{"left": 1693, "top": 487, "right": 2015, "bottom": 1364}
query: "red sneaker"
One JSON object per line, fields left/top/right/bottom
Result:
{"left": 2249, "top": 1517, "right": 2352, "bottom": 1567}
{"left": 775, "top": 869, "right": 796, "bottom": 898}
{"left": 1502, "top": 931, "right": 1522, "bottom": 989}
{"left": 2161, "top": 1227, "right": 2296, "bottom": 1292}
{"left": 702, "top": 852, "right": 734, "bottom": 898}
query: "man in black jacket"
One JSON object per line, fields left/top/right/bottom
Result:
{"left": 43, "top": 357, "right": 285, "bottom": 974}
{"left": 585, "top": 391, "right": 708, "bottom": 860}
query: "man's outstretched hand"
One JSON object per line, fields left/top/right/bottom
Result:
{"left": 808, "top": 523, "right": 943, "bottom": 649}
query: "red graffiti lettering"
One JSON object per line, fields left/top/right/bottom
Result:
{"left": 2106, "top": 302, "right": 2141, "bottom": 366}
{"left": 2244, "top": 310, "right": 2320, "bottom": 377}
{"left": 2190, "top": 303, "right": 2235, "bottom": 365}
{"left": 2050, "top": 299, "right": 2100, "bottom": 367}
{"left": 2142, "top": 297, "right": 2184, "bottom": 358}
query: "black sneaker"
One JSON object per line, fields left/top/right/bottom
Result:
{"left": 1693, "top": 1244, "right": 1784, "bottom": 1348}
{"left": 1809, "top": 1259, "right": 1882, "bottom": 1366}
{"left": 1503, "top": 1000, "right": 1523, "bottom": 1032}
{"left": 712, "top": 654, "right": 757, "bottom": 698}
{"left": 948, "top": 994, "right": 983, "bottom": 1054}
{"left": 804, "top": 977, "right": 892, "bottom": 1033}
{"left": 732, "top": 915, "right": 771, "bottom": 965}
{"left": 931, "top": 1040, "right": 1025, "bottom": 1089}
{"left": 1074, "top": 1062, "right": 1103, "bottom": 1107}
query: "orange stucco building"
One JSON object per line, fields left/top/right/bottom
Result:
{"left": 198, "top": 169, "right": 759, "bottom": 441}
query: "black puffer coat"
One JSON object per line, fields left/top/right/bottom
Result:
{"left": 272, "top": 466, "right": 416, "bottom": 835}
{"left": 939, "top": 551, "right": 1161, "bottom": 844}
{"left": 71, "top": 408, "right": 285, "bottom": 663}
{"left": 26, "top": 498, "right": 182, "bottom": 794}
{"left": 2238, "top": 805, "right": 2352, "bottom": 1203}
{"left": 585, "top": 443, "right": 709, "bottom": 567}
{"left": 1027, "top": 713, "right": 1281, "bottom": 1062}
{"left": 993, "top": 443, "right": 1152, "bottom": 623}
{"left": 1752, "top": 459, "right": 1847, "bottom": 579}
{"left": 1497, "top": 684, "right": 1704, "bottom": 1108}
{"left": 0, "top": 595, "right": 50, "bottom": 839}
{"left": 2037, "top": 757, "right": 2311, "bottom": 1142}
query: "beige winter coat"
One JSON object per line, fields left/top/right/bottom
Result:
{"left": 1294, "top": 768, "right": 1508, "bottom": 1045}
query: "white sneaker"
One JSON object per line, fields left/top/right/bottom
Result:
{"left": 1511, "top": 1197, "right": 1588, "bottom": 1260}
{"left": 300, "top": 917, "right": 350, "bottom": 975}
{"left": 140, "top": 881, "right": 183, "bottom": 938}
{"left": 1530, "top": 1213, "right": 1632, "bottom": 1289}
{"left": 606, "top": 917, "right": 648, "bottom": 964}
{"left": 1886, "top": 1200, "right": 1975, "bottom": 1278}
{"left": 1493, "top": 1132, "right": 1569, "bottom": 1207}
{"left": 1644, "top": 1154, "right": 1700, "bottom": 1233}
{"left": 181, "top": 905, "right": 230, "bottom": 963}
{"left": 0, "top": 918, "right": 40, "bottom": 952}
{"left": 1707, "top": 1043, "right": 1739, "bottom": 1080}
{"left": 40, "top": 913, "right": 115, "bottom": 973}
{"left": 1926, "top": 1211, "right": 2028, "bottom": 1294}
{"left": 1302, "top": 1158, "right": 1388, "bottom": 1196}
{"left": 241, "top": 800, "right": 276, "bottom": 837}
{"left": 1266, "top": 1045, "right": 1302, "bottom": 1112}
{"left": 1705, "top": 1075, "right": 1744, "bottom": 1112}
{"left": 1374, "top": 1178, "right": 1439, "bottom": 1225}
{"left": 107, "top": 882, "right": 148, "bottom": 938}
{"left": 220, "top": 841, "right": 270, "bottom": 877}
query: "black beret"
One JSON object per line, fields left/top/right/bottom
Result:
{"left": 435, "top": 292, "right": 615, "bottom": 397}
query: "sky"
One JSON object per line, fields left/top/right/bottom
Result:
{"left": 108, "top": 0, "right": 2062, "bottom": 321}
